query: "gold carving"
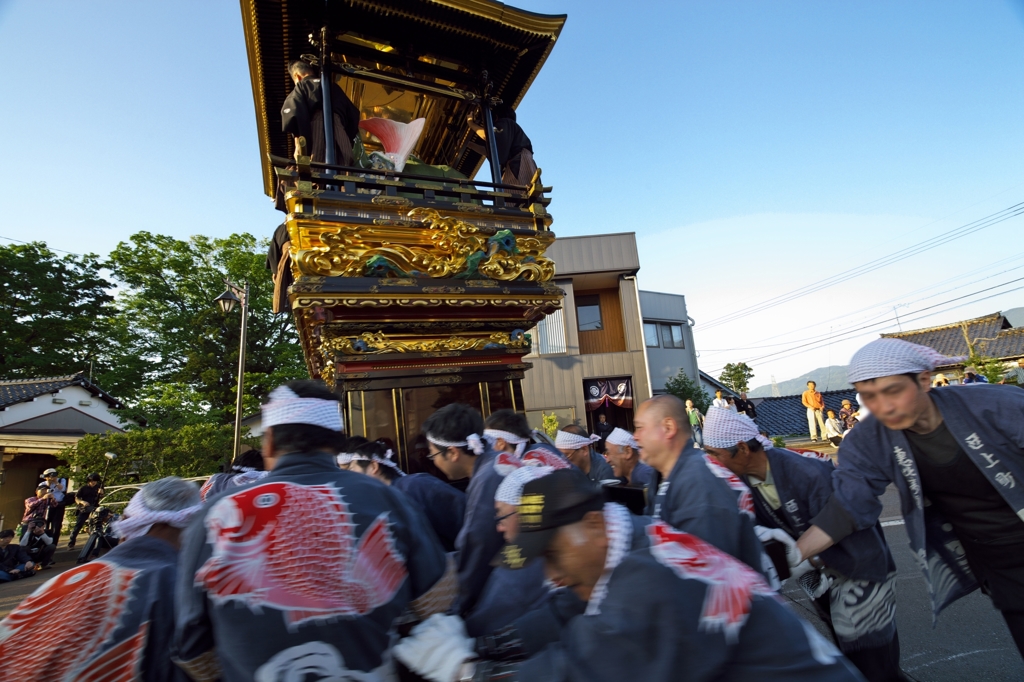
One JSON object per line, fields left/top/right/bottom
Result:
{"left": 324, "top": 330, "right": 529, "bottom": 356}
{"left": 423, "top": 375, "right": 462, "bottom": 385}
{"left": 292, "top": 208, "right": 554, "bottom": 282}
{"left": 371, "top": 195, "right": 414, "bottom": 208}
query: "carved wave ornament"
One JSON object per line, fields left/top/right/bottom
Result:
{"left": 295, "top": 208, "right": 555, "bottom": 281}
{"left": 323, "top": 330, "right": 530, "bottom": 356}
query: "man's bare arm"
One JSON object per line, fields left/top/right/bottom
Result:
{"left": 796, "top": 525, "right": 836, "bottom": 563}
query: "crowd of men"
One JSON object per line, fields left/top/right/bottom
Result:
{"left": 1, "top": 337, "right": 1022, "bottom": 681}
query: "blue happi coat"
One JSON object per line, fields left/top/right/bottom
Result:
{"left": 0, "top": 535, "right": 188, "bottom": 682}
{"left": 392, "top": 472, "right": 466, "bottom": 553}
{"left": 173, "top": 452, "right": 452, "bottom": 682}
{"left": 654, "top": 441, "right": 771, "bottom": 579}
{"left": 453, "top": 447, "right": 505, "bottom": 616}
{"left": 828, "top": 384, "right": 1024, "bottom": 619}
{"left": 505, "top": 508, "right": 864, "bottom": 682}
{"left": 752, "top": 448, "right": 894, "bottom": 583}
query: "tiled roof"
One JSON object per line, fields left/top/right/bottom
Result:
{"left": 751, "top": 388, "right": 859, "bottom": 437}
{"left": 0, "top": 374, "right": 123, "bottom": 410}
{"left": 881, "top": 312, "right": 1024, "bottom": 364}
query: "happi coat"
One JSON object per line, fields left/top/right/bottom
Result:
{"left": 199, "top": 469, "right": 269, "bottom": 502}
{"left": 0, "top": 535, "right": 188, "bottom": 682}
{"left": 453, "top": 447, "right": 505, "bottom": 616}
{"left": 392, "top": 473, "right": 466, "bottom": 553}
{"left": 826, "top": 384, "right": 1024, "bottom": 619}
{"left": 752, "top": 448, "right": 894, "bottom": 583}
{"left": 173, "top": 452, "right": 453, "bottom": 682}
{"left": 488, "top": 506, "right": 863, "bottom": 682}
{"left": 654, "top": 441, "right": 772, "bottom": 580}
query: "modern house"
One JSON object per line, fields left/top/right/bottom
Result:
{"left": 640, "top": 290, "right": 699, "bottom": 394}
{"left": 0, "top": 374, "right": 132, "bottom": 531}
{"left": 521, "top": 233, "right": 702, "bottom": 435}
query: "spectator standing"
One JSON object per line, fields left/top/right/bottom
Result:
{"left": 736, "top": 391, "right": 758, "bottom": 421}
{"left": 20, "top": 520, "right": 56, "bottom": 569}
{"left": 962, "top": 366, "right": 989, "bottom": 384}
{"left": 0, "top": 477, "right": 203, "bottom": 681}
{"left": 0, "top": 529, "right": 34, "bottom": 581}
{"left": 68, "top": 473, "right": 104, "bottom": 549}
{"left": 802, "top": 381, "right": 827, "bottom": 442}
{"left": 594, "top": 413, "right": 614, "bottom": 451}
{"left": 40, "top": 468, "right": 68, "bottom": 544}
{"left": 712, "top": 389, "right": 729, "bottom": 409}
{"left": 824, "top": 410, "right": 845, "bottom": 447}
{"left": 22, "top": 484, "right": 55, "bottom": 535}
{"left": 1003, "top": 360, "right": 1024, "bottom": 386}
{"left": 685, "top": 399, "right": 705, "bottom": 448}
{"left": 726, "top": 396, "right": 738, "bottom": 412}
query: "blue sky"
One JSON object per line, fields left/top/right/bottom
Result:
{"left": 2, "top": 1, "right": 1023, "bottom": 388}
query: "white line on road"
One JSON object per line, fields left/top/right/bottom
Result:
{"left": 881, "top": 519, "right": 905, "bottom": 527}
{"left": 907, "top": 648, "right": 1010, "bottom": 672}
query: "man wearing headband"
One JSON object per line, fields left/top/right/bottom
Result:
{"left": 555, "top": 424, "right": 615, "bottom": 482}
{"left": 199, "top": 447, "right": 268, "bottom": 502}
{"left": 703, "top": 407, "right": 903, "bottom": 681}
{"left": 634, "top": 395, "right": 772, "bottom": 581}
{"left": 395, "top": 468, "right": 864, "bottom": 682}
{"left": 464, "top": 445, "right": 582, "bottom": 639}
{"left": 603, "top": 427, "right": 656, "bottom": 493}
{"left": 349, "top": 439, "right": 466, "bottom": 553}
{"left": 174, "top": 380, "right": 454, "bottom": 682}
{"left": 792, "top": 338, "right": 1024, "bottom": 657}
{"left": 0, "top": 477, "right": 201, "bottom": 680}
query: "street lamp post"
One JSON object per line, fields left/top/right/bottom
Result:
{"left": 213, "top": 281, "right": 250, "bottom": 466}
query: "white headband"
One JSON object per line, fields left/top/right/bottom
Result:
{"left": 112, "top": 490, "right": 203, "bottom": 541}
{"left": 554, "top": 430, "right": 601, "bottom": 450}
{"left": 262, "top": 385, "right": 343, "bottom": 431}
{"left": 483, "top": 429, "right": 529, "bottom": 457}
{"left": 337, "top": 452, "right": 358, "bottom": 466}
{"left": 427, "top": 433, "right": 485, "bottom": 455}
{"left": 604, "top": 427, "right": 638, "bottom": 449}
{"left": 495, "top": 465, "right": 556, "bottom": 505}
{"left": 702, "top": 407, "right": 762, "bottom": 449}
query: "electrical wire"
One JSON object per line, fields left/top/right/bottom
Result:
{"left": 698, "top": 202, "right": 1024, "bottom": 331}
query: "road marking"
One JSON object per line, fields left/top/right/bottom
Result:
{"left": 881, "top": 519, "right": 905, "bottom": 527}
{"left": 906, "top": 648, "right": 1010, "bottom": 672}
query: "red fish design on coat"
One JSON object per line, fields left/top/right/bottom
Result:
{"left": 494, "top": 446, "right": 573, "bottom": 476}
{"left": 703, "top": 453, "right": 755, "bottom": 518}
{"left": 0, "top": 560, "right": 144, "bottom": 680}
{"left": 647, "top": 521, "right": 775, "bottom": 642}
{"left": 196, "top": 481, "right": 407, "bottom": 630}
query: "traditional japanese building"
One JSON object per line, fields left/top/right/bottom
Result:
{"left": 240, "top": 0, "right": 567, "bottom": 466}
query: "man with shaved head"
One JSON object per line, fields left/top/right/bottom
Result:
{"left": 634, "top": 395, "right": 773, "bottom": 580}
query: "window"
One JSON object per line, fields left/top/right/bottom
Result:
{"left": 660, "top": 323, "right": 685, "bottom": 349}
{"left": 534, "top": 307, "right": 567, "bottom": 354}
{"left": 643, "top": 322, "right": 660, "bottom": 348}
{"left": 576, "top": 294, "right": 603, "bottom": 331}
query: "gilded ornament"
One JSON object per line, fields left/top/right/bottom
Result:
{"left": 324, "top": 330, "right": 530, "bottom": 356}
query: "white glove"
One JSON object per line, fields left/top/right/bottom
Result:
{"left": 393, "top": 614, "right": 474, "bottom": 682}
{"left": 796, "top": 569, "right": 834, "bottom": 600}
{"left": 755, "top": 526, "right": 802, "bottom": 567}
{"left": 789, "top": 559, "right": 815, "bottom": 581}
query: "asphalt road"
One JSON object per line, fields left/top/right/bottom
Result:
{"left": 782, "top": 485, "right": 1024, "bottom": 681}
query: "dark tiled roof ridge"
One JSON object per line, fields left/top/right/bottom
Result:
{"left": 882, "top": 312, "right": 1003, "bottom": 338}
{"left": 0, "top": 373, "right": 85, "bottom": 386}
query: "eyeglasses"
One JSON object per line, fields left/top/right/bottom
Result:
{"left": 427, "top": 447, "right": 447, "bottom": 461}
{"left": 494, "top": 510, "right": 518, "bottom": 524}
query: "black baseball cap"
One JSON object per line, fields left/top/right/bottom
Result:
{"left": 501, "top": 468, "right": 605, "bottom": 570}
{"left": 87, "top": 473, "right": 102, "bottom": 481}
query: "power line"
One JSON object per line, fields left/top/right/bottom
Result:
{"left": 703, "top": 276, "right": 1024, "bottom": 374}
{"left": 0, "top": 234, "right": 80, "bottom": 255}
{"left": 699, "top": 202, "right": 1024, "bottom": 331}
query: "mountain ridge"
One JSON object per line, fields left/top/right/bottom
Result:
{"left": 748, "top": 365, "right": 850, "bottom": 397}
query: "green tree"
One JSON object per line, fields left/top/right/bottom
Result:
{"left": 664, "top": 368, "right": 712, "bottom": 414}
{"left": 967, "top": 354, "right": 1006, "bottom": 384}
{"left": 105, "top": 232, "right": 307, "bottom": 428}
{"left": 0, "top": 242, "right": 115, "bottom": 377}
{"left": 718, "top": 362, "right": 755, "bottom": 393}
{"left": 57, "top": 424, "right": 259, "bottom": 485}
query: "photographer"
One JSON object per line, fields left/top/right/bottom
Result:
{"left": 68, "top": 473, "right": 104, "bottom": 549}
{"left": 0, "top": 529, "right": 35, "bottom": 581}
{"left": 41, "top": 468, "right": 68, "bottom": 544}
{"left": 22, "top": 484, "right": 55, "bottom": 537}
{"left": 20, "top": 520, "right": 56, "bottom": 569}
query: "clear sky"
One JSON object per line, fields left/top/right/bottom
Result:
{"left": 2, "top": 1, "right": 1023, "bottom": 389}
